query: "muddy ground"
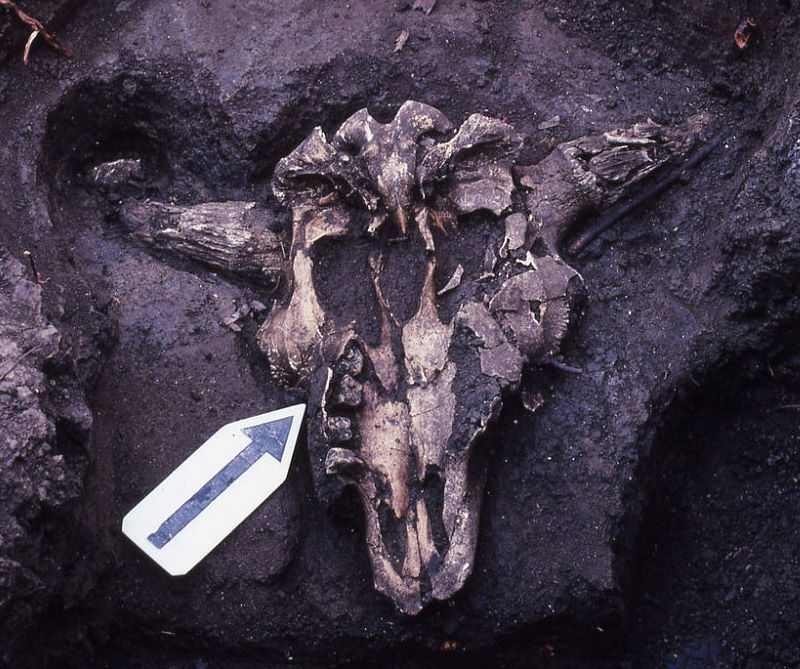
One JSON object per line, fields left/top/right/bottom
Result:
{"left": 2, "top": 0, "right": 800, "bottom": 666}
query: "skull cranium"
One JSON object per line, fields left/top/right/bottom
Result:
{"left": 112, "top": 99, "right": 705, "bottom": 613}
{"left": 259, "top": 101, "right": 583, "bottom": 613}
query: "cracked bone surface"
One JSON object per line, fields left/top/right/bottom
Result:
{"left": 128, "top": 102, "right": 703, "bottom": 613}
{"left": 119, "top": 200, "right": 285, "bottom": 285}
{"left": 260, "top": 103, "right": 704, "bottom": 613}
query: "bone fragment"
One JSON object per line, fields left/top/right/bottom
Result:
{"left": 444, "top": 162, "right": 516, "bottom": 216}
{"left": 537, "top": 115, "right": 561, "bottom": 130}
{"left": 418, "top": 113, "right": 522, "bottom": 216}
{"left": 415, "top": 499, "right": 439, "bottom": 567}
{"left": 489, "top": 272, "right": 547, "bottom": 357}
{"left": 501, "top": 213, "right": 527, "bottom": 255}
{"left": 407, "top": 361, "right": 456, "bottom": 472}
{"left": 357, "top": 483, "right": 423, "bottom": 614}
{"left": 121, "top": 200, "right": 285, "bottom": 283}
{"left": 531, "top": 256, "right": 583, "bottom": 356}
{"left": 90, "top": 158, "right": 143, "bottom": 190}
{"left": 521, "top": 390, "right": 545, "bottom": 413}
{"left": 402, "top": 510, "right": 422, "bottom": 578}
{"left": 274, "top": 127, "right": 381, "bottom": 215}
{"left": 437, "top": 264, "right": 463, "bottom": 296}
{"left": 515, "top": 116, "right": 706, "bottom": 253}
{"left": 431, "top": 454, "right": 484, "bottom": 600}
{"left": 365, "top": 309, "right": 401, "bottom": 393}
{"left": 456, "top": 302, "right": 524, "bottom": 384}
{"left": 402, "top": 261, "right": 453, "bottom": 385}
{"left": 358, "top": 383, "right": 411, "bottom": 518}
{"left": 257, "top": 249, "right": 325, "bottom": 386}
{"left": 332, "top": 101, "right": 453, "bottom": 233}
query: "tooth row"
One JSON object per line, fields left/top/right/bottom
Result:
{"left": 325, "top": 341, "right": 364, "bottom": 444}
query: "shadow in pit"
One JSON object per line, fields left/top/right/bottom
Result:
{"left": 624, "top": 326, "right": 800, "bottom": 666}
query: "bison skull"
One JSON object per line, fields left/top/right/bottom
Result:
{"left": 113, "top": 98, "right": 703, "bottom": 613}
{"left": 259, "top": 101, "right": 583, "bottom": 613}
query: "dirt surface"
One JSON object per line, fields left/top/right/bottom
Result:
{"left": 2, "top": 0, "right": 800, "bottom": 666}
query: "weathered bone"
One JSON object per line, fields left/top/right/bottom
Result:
{"left": 515, "top": 115, "right": 707, "bottom": 253}
{"left": 122, "top": 103, "right": 706, "bottom": 614}
{"left": 418, "top": 113, "right": 522, "bottom": 215}
{"left": 334, "top": 101, "right": 453, "bottom": 233}
{"left": 264, "top": 102, "right": 557, "bottom": 614}
{"left": 120, "top": 200, "right": 285, "bottom": 283}
{"left": 260, "top": 105, "right": 706, "bottom": 614}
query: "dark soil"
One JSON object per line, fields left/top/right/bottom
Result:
{"left": 631, "top": 331, "right": 800, "bottom": 666}
{"left": 2, "top": 0, "right": 800, "bottom": 666}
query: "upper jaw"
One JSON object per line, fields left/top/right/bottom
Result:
{"left": 319, "top": 328, "right": 499, "bottom": 614}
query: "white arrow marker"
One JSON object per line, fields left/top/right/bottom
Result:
{"left": 122, "top": 404, "right": 305, "bottom": 575}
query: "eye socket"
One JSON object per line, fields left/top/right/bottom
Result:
{"left": 310, "top": 237, "right": 382, "bottom": 345}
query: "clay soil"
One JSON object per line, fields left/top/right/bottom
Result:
{"left": 2, "top": 0, "right": 800, "bottom": 666}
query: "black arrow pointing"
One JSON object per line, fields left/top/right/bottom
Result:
{"left": 147, "top": 415, "right": 293, "bottom": 549}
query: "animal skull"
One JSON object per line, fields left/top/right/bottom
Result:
{"left": 111, "top": 97, "right": 703, "bottom": 613}
{"left": 259, "top": 102, "right": 583, "bottom": 613}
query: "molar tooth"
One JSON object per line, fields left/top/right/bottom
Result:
{"left": 325, "top": 447, "right": 365, "bottom": 476}
{"left": 326, "top": 416, "right": 354, "bottom": 443}
{"left": 336, "top": 343, "right": 364, "bottom": 377}
{"left": 333, "top": 373, "right": 363, "bottom": 408}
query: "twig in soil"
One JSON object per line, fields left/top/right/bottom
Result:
{"left": 0, "top": 345, "right": 42, "bottom": 382}
{"left": 0, "top": 0, "right": 72, "bottom": 64}
{"left": 776, "top": 404, "right": 800, "bottom": 410}
{"left": 538, "top": 358, "right": 584, "bottom": 374}
{"left": 23, "top": 249, "right": 45, "bottom": 284}
{"left": 567, "top": 134, "right": 723, "bottom": 256}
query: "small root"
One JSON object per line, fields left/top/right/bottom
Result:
{"left": 568, "top": 134, "right": 723, "bottom": 256}
{"left": 1, "top": 0, "right": 72, "bottom": 64}
{"left": 0, "top": 345, "right": 42, "bottom": 382}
